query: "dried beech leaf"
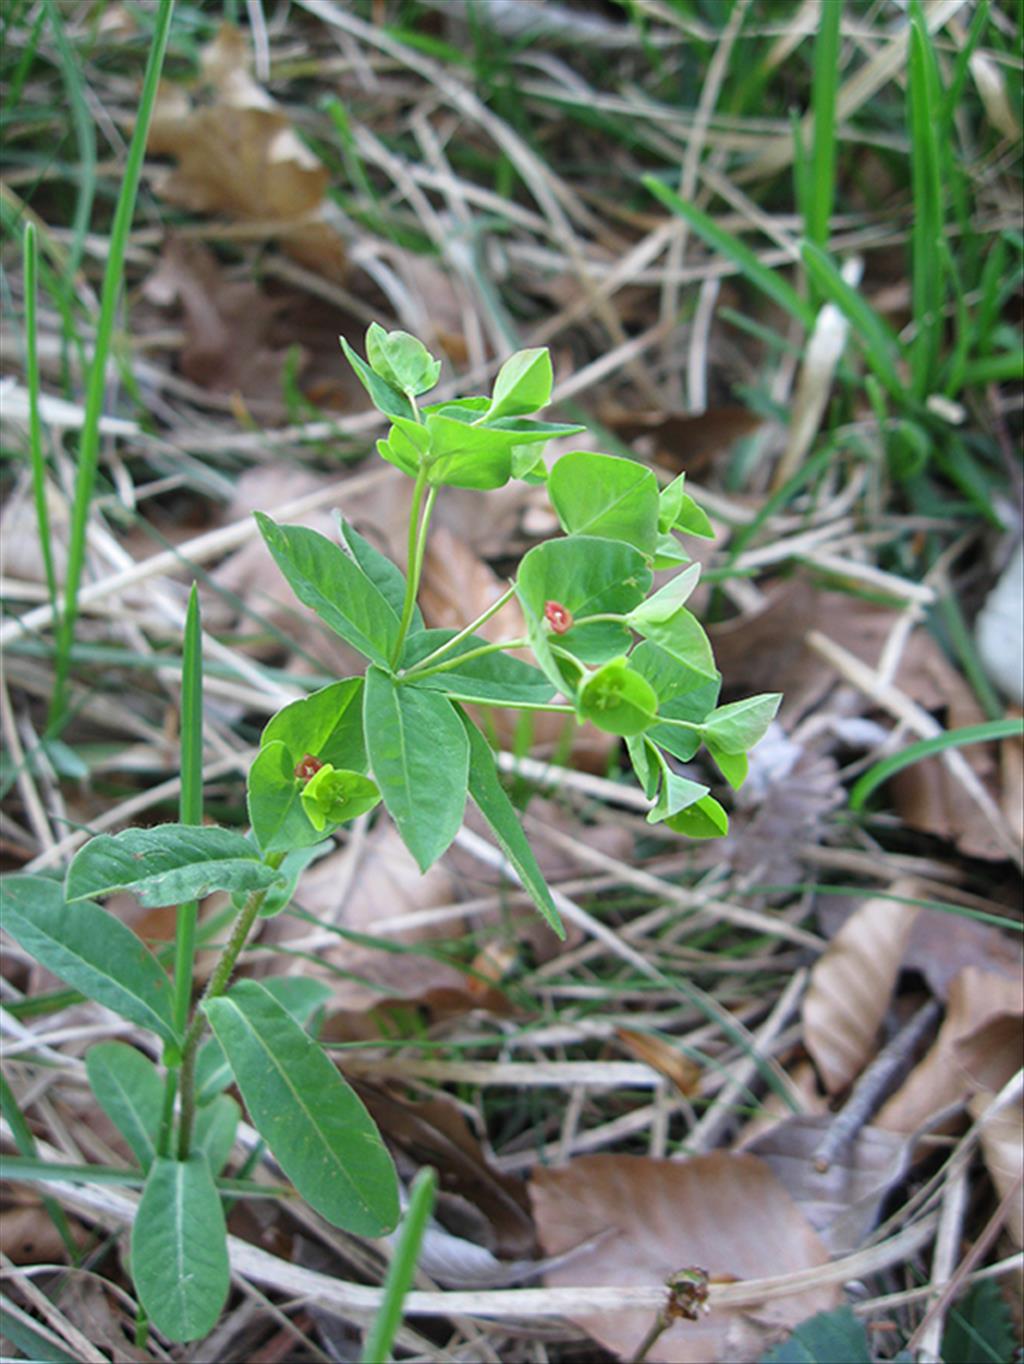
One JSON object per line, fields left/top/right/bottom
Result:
{"left": 598, "top": 404, "right": 763, "bottom": 477}
{"left": 530, "top": 1153, "right": 837, "bottom": 1363}
{"left": 148, "top": 24, "right": 345, "bottom": 280}
{"left": 615, "top": 1028, "right": 701, "bottom": 1096}
{"left": 902, "top": 907, "right": 1022, "bottom": 1001}
{"left": 804, "top": 880, "right": 922, "bottom": 1093}
{"left": 742, "top": 1115, "right": 912, "bottom": 1254}
{"left": 969, "top": 1089, "right": 1023, "bottom": 1249}
{"left": 876, "top": 966, "right": 1024, "bottom": 1135}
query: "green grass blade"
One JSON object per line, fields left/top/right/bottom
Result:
{"left": 801, "top": 242, "right": 905, "bottom": 400}
{"left": 907, "top": 1, "right": 947, "bottom": 396}
{"left": 360, "top": 1167, "right": 438, "bottom": 1364}
{"left": 850, "top": 718, "right": 1024, "bottom": 811}
{"left": 957, "top": 350, "right": 1024, "bottom": 388}
{"left": 643, "top": 174, "right": 814, "bottom": 329}
{"left": 48, "top": 0, "right": 175, "bottom": 727}
{"left": 42, "top": 0, "right": 96, "bottom": 288}
{"left": 23, "top": 220, "right": 58, "bottom": 616}
{"left": 807, "top": 0, "right": 841, "bottom": 250}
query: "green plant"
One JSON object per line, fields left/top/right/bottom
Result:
{"left": 1, "top": 326, "right": 779, "bottom": 1344}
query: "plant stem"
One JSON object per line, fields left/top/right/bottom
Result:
{"left": 156, "top": 1071, "right": 177, "bottom": 1160}
{"left": 401, "top": 637, "right": 528, "bottom": 683}
{"left": 175, "top": 860, "right": 281, "bottom": 1160}
{"left": 398, "top": 581, "right": 519, "bottom": 675}
{"left": 390, "top": 467, "right": 431, "bottom": 667}
{"left": 452, "top": 696, "right": 576, "bottom": 713}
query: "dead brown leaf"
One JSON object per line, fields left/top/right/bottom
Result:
{"left": 901, "top": 906, "right": 1022, "bottom": 1000}
{"left": 742, "top": 1115, "right": 912, "bottom": 1254}
{"left": 803, "top": 880, "right": 923, "bottom": 1094}
{"left": 616, "top": 1028, "right": 702, "bottom": 1096}
{"left": 530, "top": 1153, "right": 837, "bottom": 1363}
{"left": 355, "top": 1088, "right": 536, "bottom": 1258}
{"left": 956, "top": 1012, "right": 1024, "bottom": 1249}
{"left": 876, "top": 965, "right": 1023, "bottom": 1135}
{"left": 147, "top": 24, "right": 346, "bottom": 281}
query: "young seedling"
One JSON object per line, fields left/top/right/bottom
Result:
{"left": 2, "top": 327, "right": 780, "bottom": 1343}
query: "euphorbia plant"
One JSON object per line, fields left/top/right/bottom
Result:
{"left": 2, "top": 325, "right": 779, "bottom": 1343}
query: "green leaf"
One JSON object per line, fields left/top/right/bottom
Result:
{"left": 336, "top": 518, "right": 423, "bottom": 632}
{"left": 261, "top": 678, "right": 367, "bottom": 770}
{"left": 66, "top": 825, "right": 281, "bottom": 907}
{"left": 85, "top": 1042, "right": 161, "bottom": 1169}
{"left": 195, "top": 976, "right": 332, "bottom": 1105}
{"left": 703, "top": 693, "right": 783, "bottom": 753}
{"left": 759, "top": 1305, "right": 870, "bottom": 1364}
{"left": 255, "top": 515, "right": 401, "bottom": 666}
{"left": 942, "top": 1279, "right": 1018, "bottom": 1364}
{"left": 706, "top": 740, "right": 749, "bottom": 790}
{"left": 626, "top": 563, "right": 701, "bottom": 628}
{"left": 339, "top": 335, "right": 415, "bottom": 420}
{"left": 652, "top": 530, "right": 691, "bottom": 571}
{"left": 424, "top": 412, "right": 514, "bottom": 490}
{"left": 548, "top": 451, "right": 660, "bottom": 556}
{"left": 2, "top": 876, "right": 178, "bottom": 1044}
{"left": 376, "top": 435, "right": 419, "bottom": 477}
{"left": 204, "top": 980, "right": 398, "bottom": 1235}
{"left": 486, "top": 347, "right": 552, "bottom": 420}
{"left": 632, "top": 607, "right": 718, "bottom": 685}
{"left": 364, "top": 669, "right": 469, "bottom": 871}
{"left": 131, "top": 1154, "right": 229, "bottom": 1343}
{"left": 658, "top": 473, "right": 687, "bottom": 532}
{"left": 402, "top": 630, "right": 555, "bottom": 706}
{"left": 631, "top": 641, "right": 720, "bottom": 762}
{"left": 360, "top": 1166, "right": 438, "bottom": 1364}
{"left": 460, "top": 714, "right": 564, "bottom": 936}
{"left": 300, "top": 764, "right": 381, "bottom": 832}
{"left": 801, "top": 242, "right": 904, "bottom": 401}
{"left": 488, "top": 417, "right": 585, "bottom": 441}
{"left": 626, "top": 735, "right": 660, "bottom": 799}
{"left": 248, "top": 741, "right": 319, "bottom": 855}
{"left": 517, "top": 536, "right": 652, "bottom": 690}
{"left": 665, "top": 794, "right": 729, "bottom": 839}
{"left": 645, "top": 746, "right": 709, "bottom": 823}
{"left": 578, "top": 657, "right": 659, "bottom": 736}
{"left": 193, "top": 1094, "right": 240, "bottom": 1177}
{"left": 674, "top": 492, "right": 715, "bottom": 539}
{"left": 365, "top": 323, "right": 441, "bottom": 396}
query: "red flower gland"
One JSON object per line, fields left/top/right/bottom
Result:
{"left": 544, "top": 600, "right": 573, "bottom": 634}
{"left": 294, "top": 754, "right": 324, "bottom": 783}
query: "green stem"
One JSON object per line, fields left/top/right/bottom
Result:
{"left": 175, "top": 857, "right": 281, "bottom": 1161}
{"left": 399, "top": 581, "right": 519, "bottom": 676}
{"left": 453, "top": 696, "right": 576, "bottom": 714}
{"left": 390, "top": 468, "right": 431, "bottom": 667}
{"left": 401, "top": 637, "right": 528, "bottom": 683}
{"left": 156, "top": 1071, "right": 177, "bottom": 1159}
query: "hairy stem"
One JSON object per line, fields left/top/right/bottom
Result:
{"left": 175, "top": 859, "right": 281, "bottom": 1160}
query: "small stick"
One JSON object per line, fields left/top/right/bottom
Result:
{"left": 814, "top": 998, "right": 941, "bottom": 1172}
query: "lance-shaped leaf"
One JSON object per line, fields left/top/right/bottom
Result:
{"left": 2, "top": 876, "right": 177, "bottom": 1044}
{"left": 645, "top": 748, "right": 709, "bottom": 824}
{"left": 460, "top": 713, "right": 564, "bottom": 937}
{"left": 666, "top": 794, "right": 729, "bottom": 839}
{"left": 193, "top": 1094, "right": 240, "bottom": 1177}
{"left": 706, "top": 740, "right": 749, "bottom": 790}
{"left": 255, "top": 515, "right": 401, "bottom": 666}
{"left": 549, "top": 451, "right": 659, "bottom": 556}
{"left": 702, "top": 693, "right": 782, "bottom": 753}
{"left": 131, "top": 1154, "right": 229, "bottom": 1342}
{"left": 86, "top": 1042, "right": 162, "bottom": 1169}
{"left": 402, "top": 630, "right": 555, "bottom": 706}
{"left": 336, "top": 520, "right": 423, "bottom": 633}
{"left": 364, "top": 667, "right": 469, "bottom": 872}
{"left": 626, "top": 563, "right": 701, "bottom": 629}
{"left": 204, "top": 980, "right": 398, "bottom": 1235}
{"left": 66, "top": 826, "right": 281, "bottom": 908}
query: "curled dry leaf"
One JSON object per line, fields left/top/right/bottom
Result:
{"left": 803, "top": 880, "right": 923, "bottom": 1094}
{"left": 147, "top": 24, "right": 346, "bottom": 281}
{"left": 741, "top": 1115, "right": 912, "bottom": 1255}
{"left": 530, "top": 1153, "right": 837, "bottom": 1364}
{"left": 615, "top": 1028, "right": 702, "bottom": 1097}
{"left": 876, "top": 965, "right": 1023, "bottom": 1137}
